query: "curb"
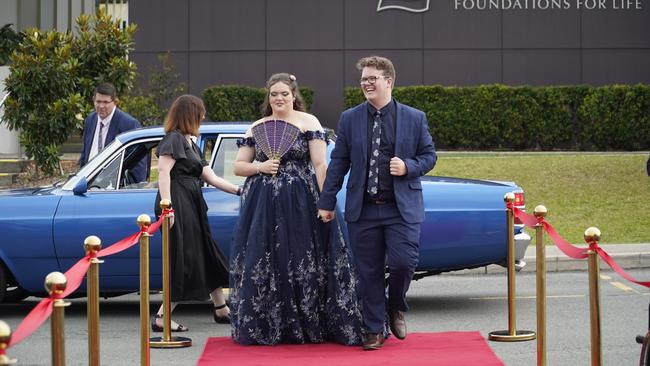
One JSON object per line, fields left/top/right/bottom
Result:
{"left": 442, "top": 244, "right": 650, "bottom": 276}
{"left": 522, "top": 252, "right": 650, "bottom": 273}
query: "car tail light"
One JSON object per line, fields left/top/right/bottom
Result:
{"left": 513, "top": 192, "right": 525, "bottom": 207}
{"left": 513, "top": 192, "right": 525, "bottom": 224}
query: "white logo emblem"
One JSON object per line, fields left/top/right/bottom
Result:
{"left": 377, "top": 0, "right": 431, "bottom": 13}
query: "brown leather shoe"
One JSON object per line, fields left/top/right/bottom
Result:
{"left": 390, "top": 310, "right": 407, "bottom": 340}
{"left": 362, "top": 333, "right": 385, "bottom": 350}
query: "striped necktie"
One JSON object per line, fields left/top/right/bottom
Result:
{"left": 97, "top": 121, "right": 106, "bottom": 151}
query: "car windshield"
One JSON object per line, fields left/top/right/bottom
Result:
{"left": 60, "top": 138, "right": 123, "bottom": 191}
{"left": 54, "top": 173, "right": 77, "bottom": 188}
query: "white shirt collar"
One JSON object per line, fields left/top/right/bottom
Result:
{"left": 97, "top": 106, "right": 117, "bottom": 127}
{"left": 89, "top": 107, "right": 117, "bottom": 160}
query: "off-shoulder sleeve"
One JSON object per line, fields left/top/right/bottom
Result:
{"left": 303, "top": 130, "right": 329, "bottom": 144}
{"left": 156, "top": 131, "right": 187, "bottom": 160}
{"left": 236, "top": 136, "right": 256, "bottom": 148}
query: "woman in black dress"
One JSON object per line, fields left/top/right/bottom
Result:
{"left": 152, "top": 94, "right": 240, "bottom": 332}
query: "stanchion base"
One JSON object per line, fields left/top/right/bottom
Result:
{"left": 149, "top": 336, "right": 192, "bottom": 348}
{"left": 488, "top": 330, "right": 536, "bottom": 342}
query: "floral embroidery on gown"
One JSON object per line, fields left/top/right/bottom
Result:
{"left": 230, "top": 130, "right": 363, "bottom": 345}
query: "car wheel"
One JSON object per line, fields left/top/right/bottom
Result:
{"left": 0, "top": 262, "right": 7, "bottom": 303}
{"left": 4, "top": 285, "right": 28, "bottom": 303}
{"left": 0, "top": 262, "right": 28, "bottom": 303}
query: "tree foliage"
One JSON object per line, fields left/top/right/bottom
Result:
{"left": 121, "top": 52, "right": 185, "bottom": 126}
{"left": 148, "top": 52, "right": 186, "bottom": 122}
{"left": 73, "top": 12, "right": 137, "bottom": 102}
{"left": 2, "top": 11, "right": 137, "bottom": 174}
{"left": 3, "top": 29, "right": 84, "bottom": 174}
{"left": 0, "top": 24, "right": 24, "bottom": 66}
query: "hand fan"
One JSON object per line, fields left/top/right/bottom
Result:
{"left": 251, "top": 119, "right": 301, "bottom": 162}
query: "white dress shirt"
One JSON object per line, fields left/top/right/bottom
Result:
{"left": 89, "top": 107, "right": 116, "bottom": 160}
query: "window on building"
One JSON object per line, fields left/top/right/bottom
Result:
{"left": 97, "top": 0, "right": 129, "bottom": 29}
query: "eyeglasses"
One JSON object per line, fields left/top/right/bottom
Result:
{"left": 94, "top": 99, "right": 114, "bottom": 106}
{"left": 359, "top": 75, "right": 388, "bottom": 85}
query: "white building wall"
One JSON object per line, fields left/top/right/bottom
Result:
{"left": 0, "top": 66, "right": 21, "bottom": 158}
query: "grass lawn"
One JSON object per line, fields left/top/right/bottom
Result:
{"left": 431, "top": 152, "right": 650, "bottom": 244}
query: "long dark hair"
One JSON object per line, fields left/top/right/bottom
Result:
{"left": 261, "top": 73, "right": 306, "bottom": 116}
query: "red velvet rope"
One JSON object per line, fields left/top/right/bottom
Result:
{"left": 510, "top": 205, "right": 588, "bottom": 260}
{"left": 8, "top": 212, "right": 168, "bottom": 347}
{"left": 8, "top": 298, "right": 54, "bottom": 347}
{"left": 595, "top": 245, "right": 650, "bottom": 287}
{"left": 510, "top": 204, "right": 649, "bottom": 288}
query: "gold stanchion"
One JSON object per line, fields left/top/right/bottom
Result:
{"left": 585, "top": 227, "right": 603, "bottom": 366}
{"left": 137, "top": 215, "right": 151, "bottom": 365}
{"left": 489, "top": 192, "right": 536, "bottom": 342}
{"left": 0, "top": 321, "right": 16, "bottom": 365}
{"left": 150, "top": 199, "right": 191, "bottom": 348}
{"left": 46, "top": 272, "right": 70, "bottom": 366}
{"left": 84, "top": 236, "right": 103, "bottom": 366}
{"left": 534, "top": 205, "right": 548, "bottom": 366}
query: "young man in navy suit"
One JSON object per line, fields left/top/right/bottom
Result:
{"left": 79, "top": 82, "right": 146, "bottom": 183}
{"left": 317, "top": 56, "right": 437, "bottom": 350}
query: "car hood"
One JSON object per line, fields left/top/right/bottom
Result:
{"left": 0, "top": 185, "right": 59, "bottom": 196}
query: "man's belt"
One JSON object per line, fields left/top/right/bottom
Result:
{"left": 364, "top": 197, "right": 394, "bottom": 205}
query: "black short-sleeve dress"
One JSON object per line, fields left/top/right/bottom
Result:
{"left": 154, "top": 130, "right": 229, "bottom": 301}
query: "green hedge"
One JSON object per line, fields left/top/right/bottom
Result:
{"left": 203, "top": 85, "right": 314, "bottom": 122}
{"left": 119, "top": 94, "right": 161, "bottom": 127}
{"left": 345, "top": 84, "right": 650, "bottom": 150}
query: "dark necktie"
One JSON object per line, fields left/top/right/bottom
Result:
{"left": 97, "top": 121, "right": 105, "bottom": 151}
{"left": 367, "top": 111, "right": 382, "bottom": 196}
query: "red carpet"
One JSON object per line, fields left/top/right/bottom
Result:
{"left": 196, "top": 332, "right": 504, "bottom": 366}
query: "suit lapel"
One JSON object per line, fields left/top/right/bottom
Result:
{"left": 106, "top": 108, "right": 121, "bottom": 142}
{"left": 86, "top": 115, "right": 98, "bottom": 147}
{"left": 357, "top": 103, "right": 368, "bottom": 163}
{"left": 394, "top": 101, "right": 405, "bottom": 157}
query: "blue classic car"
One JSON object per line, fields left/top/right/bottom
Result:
{"left": 0, "top": 123, "right": 530, "bottom": 302}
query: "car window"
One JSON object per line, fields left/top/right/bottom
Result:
{"left": 122, "top": 141, "right": 159, "bottom": 190}
{"left": 203, "top": 138, "right": 216, "bottom": 165}
{"left": 207, "top": 136, "right": 246, "bottom": 186}
{"left": 87, "top": 139, "right": 160, "bottom": 191}
{"left": 87, "top": 134, "right": 247, "bottom": 191}
{"left": 88, "top": 152, "right": 122, "bottom": 190}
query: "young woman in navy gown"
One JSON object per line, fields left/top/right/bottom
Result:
{"left": 230, "top": 74, "right": 363, "bottom": 345}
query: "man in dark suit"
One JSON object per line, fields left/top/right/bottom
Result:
{"left": 317, "top": 56, "right": 437, "bottom": 350}
{"left": 79, "top": 82, "right": 146, "bottom": 183}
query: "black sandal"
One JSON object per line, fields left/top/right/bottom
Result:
{"left": 151, "top": 314, "right": 189, "bottom": 332}
{"left": 213, "top": 303, "right": 231, "bottom": 324}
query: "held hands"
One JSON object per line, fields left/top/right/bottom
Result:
{"left": 317, "top": 209, "right": 335, "bottom": 223}
{"left": 390, "top": 157, "right": 407, "bottom": 176}
{"left": 258, "top": 159, "right": 280, "bottom": 175}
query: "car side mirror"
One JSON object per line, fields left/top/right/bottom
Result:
{"left": 73, "top": 177, "right": 88, "bottom": 195}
